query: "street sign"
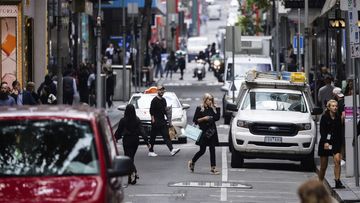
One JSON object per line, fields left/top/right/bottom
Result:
{"left": 293, "top": 36, "right": 303, "bottom": 55}
{"left": 348, "top": 0, "right": 360, "bottom": 58}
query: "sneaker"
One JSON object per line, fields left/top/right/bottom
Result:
{"left": 148, "top": 152, "right": 158, "bottom": 157}
{"left": 335, "top": 179, "right": 346, "bottom": 189}
{"left": 170, "top": 148, "right": 180, "bottom": 156}
{"left": 210, "top": 168, "right": 220, "bottom": 175}
{"left": 188, "top": 160, "right": 194, "bottom": 172}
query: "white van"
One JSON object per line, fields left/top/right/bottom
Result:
{"left": 226, "top": 72, "right": 323, "bottom": 170}
{"left": 207, "top": 4, "right": 221, "bottom": 20}
{"left": 221, "top": 55, "right": 273, "bottom": 124}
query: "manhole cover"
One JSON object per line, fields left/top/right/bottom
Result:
{"left": 168, "top": 181, "right": 252, "bottom": 189}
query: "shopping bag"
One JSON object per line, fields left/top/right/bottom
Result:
{"left": 169, "top": 126, "right": 177, "bottom": 140}
{"left": 184, "top": 124, "right": 202, "bottom": 141}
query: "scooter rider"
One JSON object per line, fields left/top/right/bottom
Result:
{"left": 193, "top": 51, "right": 207, "bottom": 78}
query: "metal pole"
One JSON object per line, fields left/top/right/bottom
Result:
{"left": 96, "top": 0, "right": 102, "bottom": 108}
{"left": 352, "top": 58, "right": 359, "bottom": 186}
{"left": 275, "top": 0, "right": 280, "bottom": 73}
{"left": 297, "top": 8, "right": 301, "bottom": 71}
{"left": 21, "top": 0, "right": 25, "bottom": 85}
{"left": 56, "top": 0, "right": 63, "bottom": 104}
{"left": 138, "top": 24, "right": 142, "bottom": 92}
{"left": 232, "top": 26, "right": 235, "bottom": 103}
{"left": 122, "top": 0, "right": 127, "bottom": 101}
{"left": 304, "top": 0, "right": 309, "bottom": 79}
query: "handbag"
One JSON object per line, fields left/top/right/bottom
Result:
{"left": 184, "top": 124, "right": 202, "bottom": 141}
{"left": 169, "top": 126, "right": 177, "bottom": 140}
{"left": 204, "top": 127, "right": 216, "bottom": 139}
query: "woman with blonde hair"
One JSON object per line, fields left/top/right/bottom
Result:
{"left": 188, "top": 93, "right": 221, "bottom": 174}
{"left": 298, "top": 179, "right": 338, "bottom": 203}
{"left": 318, "top": 99, "right": 345, "bottom": 188}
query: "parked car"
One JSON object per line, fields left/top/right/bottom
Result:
{"left": 187, "top": 36, "right": 208, "bottom": 62}
{"left": 118, "top": 90, "right": 190, "bottom": 143}
{"left": 0, "top": 105, "right": 133, "bottom": 202}
{"left": 226, "top": 71, "right": 323, "bottom": 171}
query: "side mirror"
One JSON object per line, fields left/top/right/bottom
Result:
{"left": 117, "top": 105, "right": 126, "bottom": 111}
{"left": 108, "top": 156, "right": 133, "bottom": 177}
{"left": 226, "top": 103, "right": 238, "bottom": 112}
{"left": 311, "top": 107, "right": 323, "bottom": 115}
{"left": 182, "top": 103, "right": 190, "bottom": 110}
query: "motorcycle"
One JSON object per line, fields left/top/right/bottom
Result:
{"left": 212, "top": 59, "right": 224, "bottom": 82}
{"left": 193, "top": 59, "right": 206, "bottom": 81}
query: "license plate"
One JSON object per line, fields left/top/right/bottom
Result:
{"left": 264, "top": 136, "right": 282, "bottom": 143}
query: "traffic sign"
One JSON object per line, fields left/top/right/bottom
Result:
{"left": 293, "top": 36, "right": 303, "bottom": 55}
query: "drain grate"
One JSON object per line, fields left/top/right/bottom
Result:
{"left": 168, "top": 181, "right": 252, "bottom": 189}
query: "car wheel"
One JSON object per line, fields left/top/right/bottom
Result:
{"left": 231, "top": 151, "right": 244, "bottom": 168}
{"left": 228, "top": 133, "right": 233, "bottom": 152}
{"left": 300, "top": 150, "right": 315, "bottom": 172}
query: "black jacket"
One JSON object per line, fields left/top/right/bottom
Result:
{"left": 115, "top": 117, "right": 148, "bottom": 147}
{"left": 319, "top": 112, "right": 343, "bottom": 151}
{"left": 193, "top": 106, "right": 220, "bottom": 146}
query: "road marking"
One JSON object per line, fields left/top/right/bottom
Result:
{"left": 221, "top": 147, "right": 228, "bottom": 201}
{"left": 168, "top": 181, "right": 251, "bottom": 189}
{"left": 128, "top": 193, "right": 185, "bottom": 198}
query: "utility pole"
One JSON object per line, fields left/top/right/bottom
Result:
{"left": 297, "top": 8, "right": 301, "bottom": 71}
{"left": 275, "top": 0, "right": 280, "bottom": 73}
{"left": 56, "top": 0, "right": 63, "bottom": 104}
{"left": 122, "top": 0, "right": 127, "bottom": 101}
{"left": 96, "top": 0, "right": 102, "bottom": 108}
{"left": 304, "top": 0, "right": 309, "bottom": 79}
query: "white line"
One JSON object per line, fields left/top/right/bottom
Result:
{"left": 221, "top": 147, "right": 228, "bottom": 201}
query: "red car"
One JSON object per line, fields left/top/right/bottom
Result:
{"left": 0, "top": 105, "right": 132, "bottom": 203}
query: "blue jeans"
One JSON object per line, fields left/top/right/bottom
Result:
{"left": 154, "top": 63, "right": 163, "bottom": 78}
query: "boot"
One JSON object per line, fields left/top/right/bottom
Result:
{"left": 335, "top": 179, "right": 345, "bottom": 189}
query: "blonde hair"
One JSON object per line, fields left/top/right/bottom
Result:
{"left": 200, "top": 93, "right": 215, "bottom": 112}
{"left": 297, "top": 179, "right": 332, "bottom": 203}
{"left": 326, "top": 99, "right": 338, "bottom": 113}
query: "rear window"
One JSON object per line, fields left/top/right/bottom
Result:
{"left": 0, "top": 119, "right": 99, "bottom": 176}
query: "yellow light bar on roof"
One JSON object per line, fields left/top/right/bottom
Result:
{"left": 290, "top": 72, "right": 306, "bottom": 83}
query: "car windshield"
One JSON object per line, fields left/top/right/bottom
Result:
{"left": 226, "top": 63, "right": 272, "bottom": 80}
{"left": 241, "top": 91, "right": 308, "bottom": 113}
{"left": 130, "top": 94, "right": 181, "bottom": 109}
{"left": 0, "top": 119, "right": 99, "bottom": 176}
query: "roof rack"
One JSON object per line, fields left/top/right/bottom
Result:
{"left": 245, "top": 70, "right": 307, "bottom": 87}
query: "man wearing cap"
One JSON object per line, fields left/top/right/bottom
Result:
{"left": 148, "top": 85, "right": 180, "bottom": 157}
{"left": 318, "top": 74, "right": 334, "bottom": 109}
{"left": 333, "top": 87, "right": 346, "bottom": 166}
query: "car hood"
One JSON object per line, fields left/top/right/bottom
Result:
{"left": 136, "top": 108, "right": 184, "bottom": 121}
{"left": 0, "top": 176, "right": 103, "bottom": 202}
{"left": 237, "top": 110, "right": 310, "bottom": 123}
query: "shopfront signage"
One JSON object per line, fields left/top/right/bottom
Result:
{"left": 0, "top": 5, "right": 18, "bottom": 17}
{"left": 348, "top": 0, "right": 360, "bottom": 58}
{"left": 328, "top": 19, "right": 360, "bottom": 28}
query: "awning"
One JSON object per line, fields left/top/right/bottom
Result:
{"left": 320, "top": 0, "right": 337, "bottom": 16}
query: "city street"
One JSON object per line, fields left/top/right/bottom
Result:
{"left": 117, "top": 67, "right": 318, "bottom": 203}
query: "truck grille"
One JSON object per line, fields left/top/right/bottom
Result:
{"left": 249, "top": 123, "right": 298, "bottom": 136}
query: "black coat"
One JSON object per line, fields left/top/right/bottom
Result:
{"left": 193, "top": 106, "right": 220, "bottom": 146}
{"left": 318, "top": 112, "right": 343, "bottom": 156}
{"left": 115, "top": 117, "right": 148, "bottom": 147}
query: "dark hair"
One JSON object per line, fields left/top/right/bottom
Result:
{"left": 12, "top": 80, "right": 19, "bottom": 87}
{"left": 124, "top": 104, "right": 138, "bottom": 127}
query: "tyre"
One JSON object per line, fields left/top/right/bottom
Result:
{"left": 231, "top": 151, "right": 244, "bottom": 168}
{"left": 300, "top": 150, "right": 315, "bottom": 172}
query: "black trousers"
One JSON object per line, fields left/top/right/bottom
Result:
{"left": 192, "top": 145, "right": 216, "bottom": 167}
{"left": 123, "top": 145, "right": 138, "bottom": 173}
{"left": 63, "top": 94, "right": 73, "bottom": 105}
{"left": 149, "top": 125, "right": 173, "bottom": 152}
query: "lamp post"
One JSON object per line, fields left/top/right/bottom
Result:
{"left": 96, "top": 0, "right": 102, "bottom": 108}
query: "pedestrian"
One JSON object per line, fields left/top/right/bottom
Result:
{"left": 22, "top": 82, "right": 38, "bottom": 105}
{"left": 10, "top": 80, "right": 23, "bottom": 105}
{"left": 105, "top": 43, "right": 114, "bottom": 64}
{"left": 344, "top": 79, "right": 353, "bottom": 96}
{"left": 188, "top": 93, "right": 221, "bottom": 175}
{"left": 63, "top": 70, "right": 77, "bottom": 105}
{"left": 165, "top": 51, "right": 176, "bottom": 79}
{"left": 333, "top": 87, "right": 346, "bottom": 165}
{"left": 318, "top": 99, "right": 345, "bottom": 189}
{"left": 0, "top": 82, "right": 16, "bottom": 106}
{"left": 148, "top": 85, "right": 180, "bottom": 157}
{"left": 178, "top": 53, "right": 186, "bottom": 80}
{"left": 105, "top": 67, "right": 114, "bottom": 108}
{"left": 318, "top": 74, "right": 334, "bottom": 109}
{"left": 37, "top": 75, "right": 57, "bottom": 98}
{"left": 77, "top": 64, "right": 90, "bottom": 104}
{"left": 115, "top": 104, "right": 150, "bottom": 184}
{"left": 297, "top": 178, "right": 338, "bottom": 203}
{"left": 152, "top": 42, "right": 163, "bottom": 78}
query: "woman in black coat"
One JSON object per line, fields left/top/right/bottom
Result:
{"left": 115, "top": 104, "right": 150, "bottom": 184}
{"left": 188, "top": 93, "right": 221, "bottom": 175}
{"left": 318, "top": 99, "right": 345, "bottom": 189}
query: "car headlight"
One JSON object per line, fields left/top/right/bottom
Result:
{"left": 297, "top": 123, "right": 311, "bottom": 131}
{"left": 237, "top": 120, "right": 250, "bottom": 128}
